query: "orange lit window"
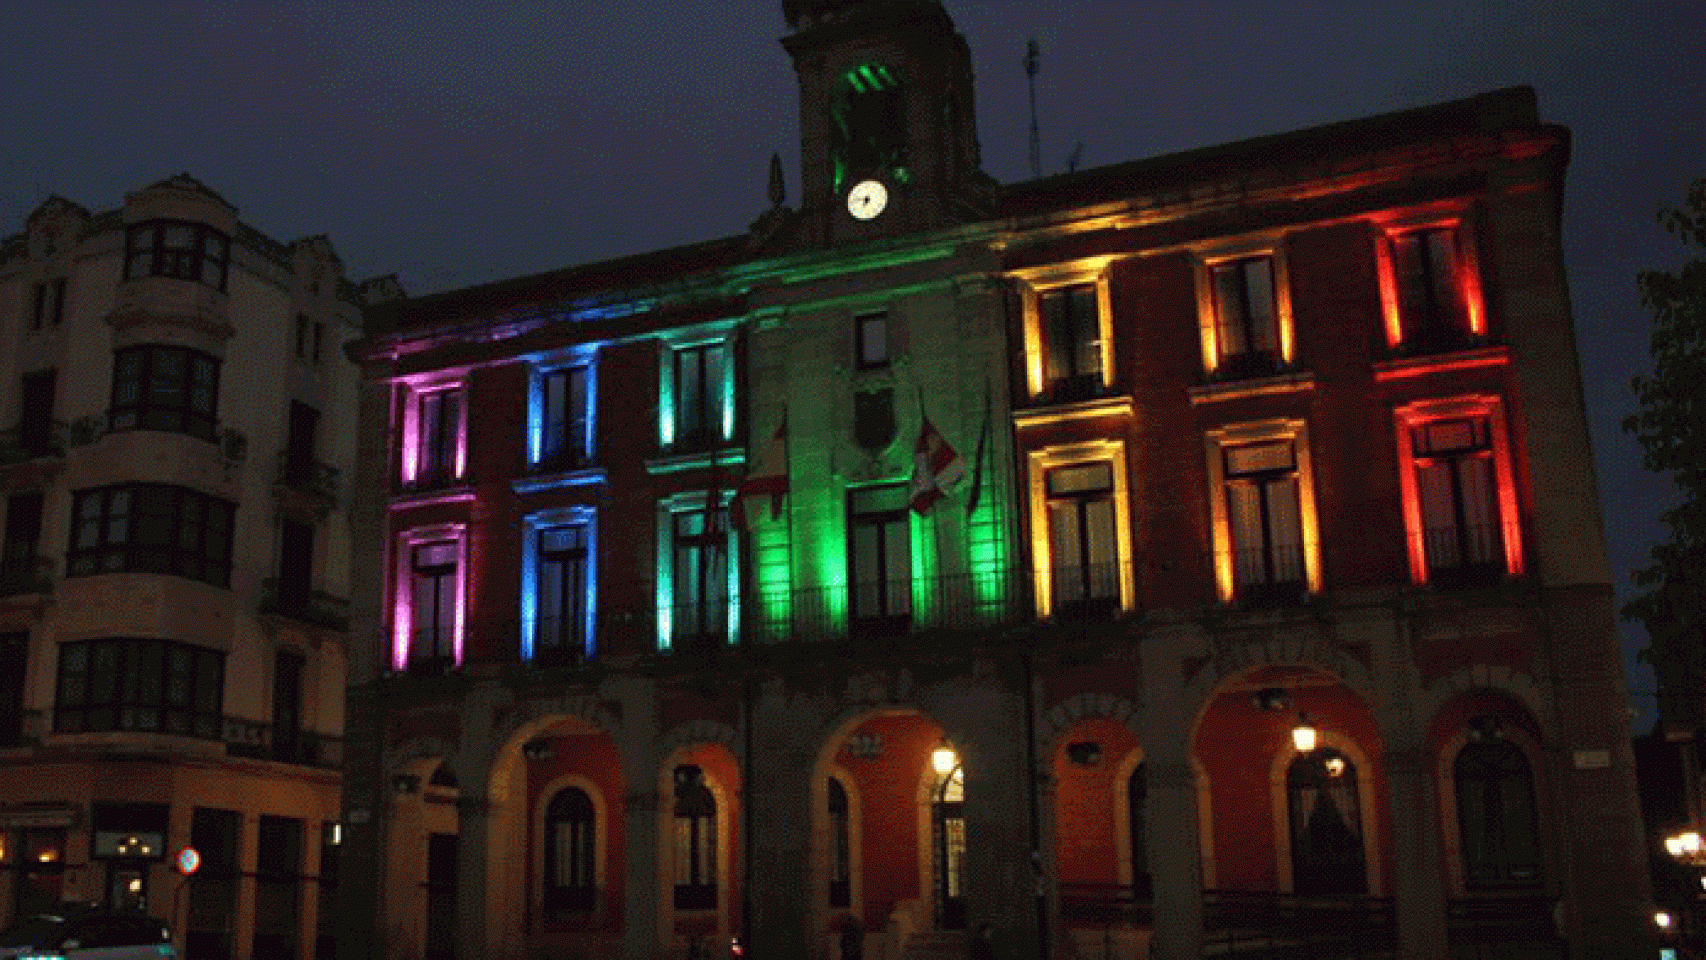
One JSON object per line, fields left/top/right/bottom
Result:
{"left": 1204, "top": 420, "right": 1322, "bottom": 606}
{"left": 1394, "top": 397, "right": 1523, "bottom": 585}
{"left": 1040, "top": 284, "right": 1103, "bottom": 402}
{"left": 1212, "top": 257, "right": 1281, "bottom": 379}
{"left": 1024, "top": 440, "right": 1134, "bottom": 618}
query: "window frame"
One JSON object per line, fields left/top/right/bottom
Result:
{"left": 543, "top": 786, "right": 599, "bottom": 914}
{"left": 109, "top": 344, "right": 222, "bottom": 443}
{"left": 1393, "top": 396, "right": 1524, "bottom": 584}
{"left": 656, "top": 494, "right": 738, "bottom": 652}
{"left": 1044, "top": 461, "right": 1121, "bottom": 617}
{"left": 672, "top": 765, "right": 718, "bottom": 911}
{"left": 122, "top": 219, "right": 230, "bottom": 291}
{"left": 522, "top": 508, "right": 596, "bottom": 661}
{"left": 31, "top": 278, "right": 66, "bottom": 331}
{"left": 398, "top": 381, "right": 467, "bottom": 491}
{"left": 855, "top": 311, "right": 890, "bottom": 370}
{"left": 1204, "top": 420, "right": 1322, "bottom": 605}
{"left": 1024, "top": 440, "right": 1134, "bottom": 619}
{"left": 1375, "top": 215, "right": 1487, "bottom": 352}
{"left": 1013, "top": 261, "right": 1115, "bottom": 403}
{"left": 391, "top": 524, "right": 466, "bottom": 672}
{"left": 66, "top": 484, "right": 236, "bottom": 588}
{"left": 1192, "top": 238, "right": 1296, "bottom": 379}
{"left": 531, "top": 361, "right": 594, "bottom": 473}
{"left": 663, "top": 339, "right": 731, "bottom": 450}
{"left": 54, "top": 637, "right": 225, "bottom": 738}
{"left": 847, "top": 482, "right": 912, "bottom": 632}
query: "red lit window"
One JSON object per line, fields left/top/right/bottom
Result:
{"left": 1411, "top": 418, "right": 1503, "bottom": 586}
{"left": 1389, "top": 226, "right": 1481, "bottom": 352}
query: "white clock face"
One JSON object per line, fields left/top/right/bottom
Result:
{"left": 847, "top": 179, "right": 889, "bottom": 220}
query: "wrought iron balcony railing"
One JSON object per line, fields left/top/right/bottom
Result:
{"left": 259, "top": 578, "right": 351, "bottom": 631}
{"left": 275, "top": 451, "right": 340, "bottom": 504}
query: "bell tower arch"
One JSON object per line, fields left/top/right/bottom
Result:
{"left": 781, "top": 0, "right": 994, "bottom": 245}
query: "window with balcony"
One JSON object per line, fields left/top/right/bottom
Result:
{"left": 123, "top": 220, "right": 230, "bottom": 291}
{"left": 1211, "top": 257, "right": 1281, "bottom": 379}
{"left": 54, "top": 638, "right": 225, "bottom": 738}
{"left": 670, "top": 342, "right": 726, "bottom": 449}
{"left": 67, "top": 484, "right": 235, "bottom": 588}
{"left": 673, "top": 765, "right": 717, "bottom": 911}
{"left": 849, "top": 483, "right": 911, "bottom": 634}
{"left": 535, "top": 521, "right": 592, "bottom": 659}
{"left": 110, "top": 345, "right": 220, "bottom": 442}
{"left": 668, "top": 506, "right": 728, "bottom": 652}
{"left": 545, "top": 787, "right": 597, "bottom": 914}
{"left": 1, "top": 492, "right": 44, "bottom": 595}
{"left": 1392, "top": 227, "right": 1473, "bottom": 351}
{"left": 31, "top": 278, "right": 65, "bottom": 330}
{"left": 856, "top": 311, "right": 889, "bottom": 370}
{"left": 1046, "top": 462, "right": 1119, "bottom": 618}
{"left": 17, "top": 369, "right": 58, "bottom": 457}
{"left": 403, "top": 386, "right": 465, "bottom": 491}
{"left": 1041, "top": 284, "right": 1103, "bottom": 401}
{"left": 537, "top": 365, "right": 591, "bottom": 472}
{"left": 1395, "top": 399, "right": 1521, "bottom": 586}
{"left": 1223, "top": 440, "right": 1307, "bottom": 605}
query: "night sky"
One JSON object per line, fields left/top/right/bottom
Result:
{"left": 3, "top": 1, "right": 1700, "bottom": 728}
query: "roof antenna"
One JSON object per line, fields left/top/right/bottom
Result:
{"left": 1025, "top": 38, "right": 1042, "bottom": 180}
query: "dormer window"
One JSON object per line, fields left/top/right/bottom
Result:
{"left": 124, "top": 220, "right": 230, "bottom": 291}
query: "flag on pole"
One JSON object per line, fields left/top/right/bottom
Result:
{"left": 910, "top": 415, "right": 967, "bottom": 515}
{"left": 732, "top": 418, "right": 789, "bottom": 528}
{"left": 964, "top": 403, "right": 990, "bottom": 519}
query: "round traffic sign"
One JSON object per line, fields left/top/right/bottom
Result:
{"left": 176, "top": 847, "right": 201, "bottom": 876}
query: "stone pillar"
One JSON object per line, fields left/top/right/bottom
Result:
{"left": 1385, "top": 747, "right": 1448, "bottom": 960}
{"left": 1143, "top": 629, "right": 1201, "bottom": 960}
{"left": 622, "top": 789, "right": 662, "bottom": 960}
{"left": 454, "top": 795, "right": 499, "bottom": 960}
{"left": 744, "top": 750, "right": 814, "bottom": 960}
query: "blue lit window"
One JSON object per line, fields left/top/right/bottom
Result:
{"left": 522, "top": 508, "right": 596, "bottom": 661}
{"left": 537, "top": 365, "right": 591, "bottom": 472}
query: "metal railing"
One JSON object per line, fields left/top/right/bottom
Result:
{"left": 1202, "top": 890, "right": 1397, "bottom": 959}
{"left": 259, "top": 578, "right": 351, "bottom": 631}
{"left": 275, "top": 450, "right": 340, "bottom": 504}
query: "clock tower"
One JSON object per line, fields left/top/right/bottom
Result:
{"left": 781, "top": 0, "right": 995, "bottom": 246}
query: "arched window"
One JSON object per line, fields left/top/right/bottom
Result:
{"left": 829, "top": 777, "right": 851, "bottom": 908}
{"left": 1286, "top": 748, "right": 1367, "bottom": 895}
{"left": 932, "top": 762, "right": 966, "bottom": 930}
{"left": 829, "top": 63, "right": 909, "bottom": 194}
{"left": 544, "top": 787, "right": 596, "bottom": 913}
{"left": 674, "top": 765, "right": 716, "bottom": 910}
{"left": 1456, "top": 738, "right": 1542, "bottom": 888}
{"left": 1128, "top": 762, "right": 1152, "bottom": 899}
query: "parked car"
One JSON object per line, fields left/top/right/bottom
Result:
{"left": 0, "top": 906, "right": 173, "bottom": 960}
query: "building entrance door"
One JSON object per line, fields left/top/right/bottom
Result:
{"left": 932, "top": 762, "right": 966, "bottom": 930}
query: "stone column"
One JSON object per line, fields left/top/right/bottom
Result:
{"left": 622, "top": 788, "right": 662, "bottom": 960}
{"left": 1385, "top": 746, "right": 1448, "bottom": 960}
{"left": 454, "top": 795, "right": 500, "bottom": 960}
{"left": 1143, "top": 629, "right": 1202, "bottom": 960}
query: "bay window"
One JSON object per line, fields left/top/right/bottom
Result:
{"left": 110, "top": 345, "right": 220, "bottom": 442}
{"left": 124, "top": 220, "right": 230, "bottom": 291}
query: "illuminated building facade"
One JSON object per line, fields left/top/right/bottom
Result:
{"left": 0, "top": 175, "right": 376, "bottom": 960}
{"left": 339, "top": 3, "right": 1651, "bottom": 959}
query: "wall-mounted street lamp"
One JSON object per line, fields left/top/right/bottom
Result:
{"left": 1291, "top": 714, "right": 1318, "bottom": 754}
{"left": 932, "top": 745, "right": 959, "bottom": 776}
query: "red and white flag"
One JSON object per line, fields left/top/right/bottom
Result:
{"left": 910, "top": 415, "right": 966, "bottom": 515}
{"left": 732, "top": 418, "right": 789, "bottom": 527}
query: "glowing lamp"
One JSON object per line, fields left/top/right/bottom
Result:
{"left": 932, "top": 746, "right": 959, "bottom": 776}
{"left": 1324, "top": 756, "right": 1347, "bottom": 778}
{"left": 1291, "top": 714, "right": 1318, "bottom": 754}
{"left": 1665, "top": 829, "right": 1706, "bottom": 865}
{"left": 1656, "top": 911, "right": 1674, "bottom": 930}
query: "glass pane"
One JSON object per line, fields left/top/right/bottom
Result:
{"left": 568, "top": 367, "right": 588, "bottom": 456}
{"left": 1226, "top": 441, "right": 1294, "bottom": 476}
{"left": 1047, "top": 463, "right": 1112, "bottom": 495}
{"left": 1084, "top": 499, "right": 1117, "bottom": 597}
{"left": 859, "top": 313, "right": 887, "bottom": 367}
{"left": 1214, "top": 264, "right": 1248, "bottom": 355}
{"left": 164, "top": 225, "right": 195, "bottom": 250}
{"left": 1049, "top": 500, "right": 1084, "bottom": 600}
{"left": 676, "top": 350, "right": 702, "bottom": 437}
{"left": 1265, "top": 477, "right": 1304, "bottom": 583}
{"left": 1419, "top": 461, "right": 1459, "bottom": 567}
{"left": 702, "top": 346, "right": 724, "bottom": 436}
{"left": 1244, "top": 259, "right": 1276, "bottom": 352}
{"left": 1457, "top": 456, "right": 1499, "bottom": 564}
{"left": 1229, "top": 482, "right": 1265, "bottom": 586}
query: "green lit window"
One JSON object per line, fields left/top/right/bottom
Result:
{"left": 672, "top": 507, "right": 727, "bottom": 651}
{"left": 672, "top": 343, "right": 725, "bottom": 448}
{"left": 848, "top": 483, "right": 911, "bottom": 632}
{"left": 830, "top": 62, "right": 908, "bottom": 194}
